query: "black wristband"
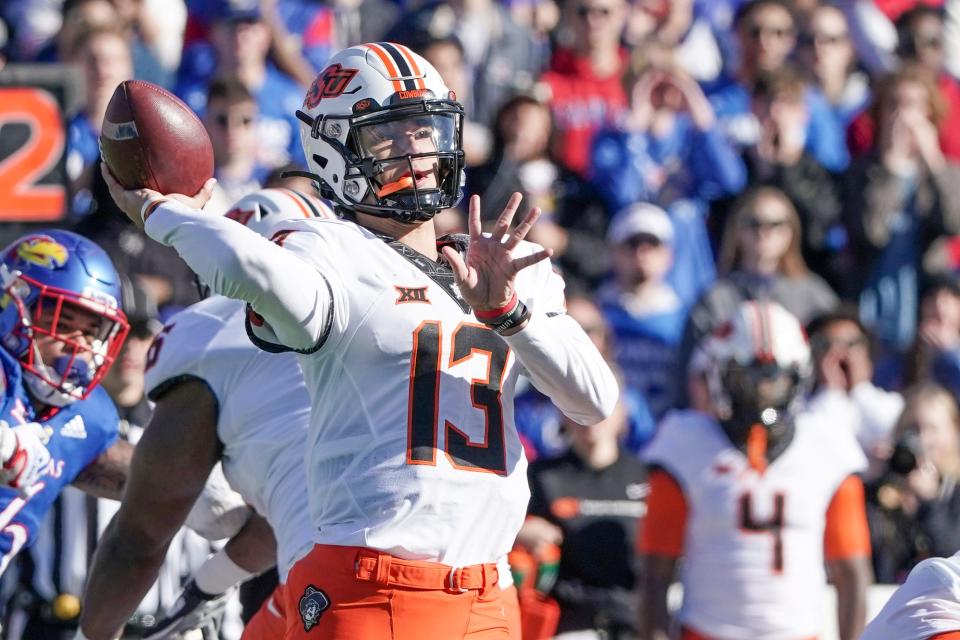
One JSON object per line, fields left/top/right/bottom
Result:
{"left": 483, "top": 300, "right": 531, "bottom": 335}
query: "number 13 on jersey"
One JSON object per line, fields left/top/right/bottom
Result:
{"left": 406, "top": 321, "right": 509, "bottom": 475}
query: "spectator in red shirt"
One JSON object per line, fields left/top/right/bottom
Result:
{"left": 540, "top": 0, "right": 630, "bottom": 176}
{"left": 849, "top": 5, "right": 960, "bottom": 161}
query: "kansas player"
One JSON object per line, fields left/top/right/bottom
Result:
{"left": 0, "top": 230, "right": 132, "bottom": 575}
{"left": 101, "top": 42, "right": 616, "bottom": 640}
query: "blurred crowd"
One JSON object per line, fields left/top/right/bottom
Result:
{"left": 4, "top": 0, "right": 960, "bottom": 637}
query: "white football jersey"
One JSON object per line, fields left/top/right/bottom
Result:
{"left": 862, "top": 552, "right": 960, "bottom": 640}
{"left": 644, "top": 405, "right": 867, "bottom": 639}
{"left": 144, "top": 296, "right": 313, "bottom": 579}
{"left": 247, "top": 218, "right": 567, "bottom": 567}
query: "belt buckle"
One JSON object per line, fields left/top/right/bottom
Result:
{"left": 447, "top": 566, "right": 468, "bottom": 593}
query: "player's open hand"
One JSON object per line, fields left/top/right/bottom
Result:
{"left": 101, "top": 164, "right": 216, "bottom": 229}
{"left": 441, "top": 193, "right": 552, "bottom": 313}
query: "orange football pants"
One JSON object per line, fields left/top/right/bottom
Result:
{"left": 501, "top": 585, "right": 521, "bottom": 639}
{"left": 282, "top": 544, "right": 509, "bottom": 640}
{"left": 241, "top": 582, "right": 288, "bottom": 640}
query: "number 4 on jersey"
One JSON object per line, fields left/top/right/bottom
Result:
{"left": 407, "top": 321, "right": 509, "bottom": 475}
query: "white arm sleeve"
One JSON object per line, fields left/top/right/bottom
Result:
{"left": 503, "top": 312, "right": 619, "bottom": 426}
{"left": 144, "top": 200, "right": 333, "bottom": 352}
{"left": 505, "top": 242, "right": 619, "bottom": 426}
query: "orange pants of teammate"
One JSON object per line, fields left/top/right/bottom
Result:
{"left": 241, "top": 582, "right": 288, "bottom": 640}
{"left": 501, "top": 585, "right": 520, "bottom": 639}
{"left": 282, "top": 544, "right": 509, "bottom": 640}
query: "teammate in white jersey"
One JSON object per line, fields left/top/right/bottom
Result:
{"left": 101, "top": 42, "right": 618, "bottom": 640}
{"left": 639, "top": 301, "right": 873, "bottom": 640}
{"left": 862, "top": 551, "right": 960, "bottom": 640}
{"left": 76, "top": 189, "right": 332, "bottom": 640}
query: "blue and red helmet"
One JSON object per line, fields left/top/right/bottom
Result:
{"left": 0, "top": 230, "right": 129, "bottom": 406}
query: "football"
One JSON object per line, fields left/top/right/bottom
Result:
{"left": 99, "top": 80, "right": 214, "bottom": 195}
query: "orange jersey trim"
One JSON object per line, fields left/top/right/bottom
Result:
{"left": 824, "top": 474, "right": 871, "bottom": 561}
{"left": 639, "top": 468, "right": 687, "bottom": 557}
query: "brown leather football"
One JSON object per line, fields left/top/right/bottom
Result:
{"left": 99, "top": 80, "right": 214, "bottom": 195}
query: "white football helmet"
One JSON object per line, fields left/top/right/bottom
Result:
{"left": 694, "top": 300, "right": 811, "bottom": 425}
{"left": 223, "top": 188, "right": 335, "bottom": 238}
{"left": 292, "top": 42, "right": 465, "bottom": 222}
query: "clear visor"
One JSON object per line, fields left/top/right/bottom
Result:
{"left": 352, "top": 113, "right": 459, "bottom": 160}
{"left": 351, "top": 113, "right": 460, "bottom": 200}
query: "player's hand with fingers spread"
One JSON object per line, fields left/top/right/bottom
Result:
{"left": 100, "top": 164, "right": 217, "bottom": 230}
{"left": 441, "top": 192, "right": 553, "bottom": 329}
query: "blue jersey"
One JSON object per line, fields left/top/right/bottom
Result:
{"left": 0, "top": 349, "right": 119, "bottom": 570}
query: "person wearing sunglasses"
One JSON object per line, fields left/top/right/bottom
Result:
{"left": 598, "top": 203, "right": 687, "bottom": 422}
{"left": 202, "top": 75, "right": 271, "bottom": 205}
{"left": 795, "top": 3, "right": 870, "bottom": 126}
{"left": 705, "top": 0, "right": 849, "bottom": 173}
{"left": 678, "top": 186, "right": 838, "bottom": 409}
{"left": 740, "top": 65, "right": 845, "bottom": 292}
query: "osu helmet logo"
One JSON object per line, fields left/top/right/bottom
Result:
{"left": 303, "top": 64, "right": 360, "bottom": 109}
{"left": 15, "top": 236, "right": 69, "bottom": 269}
{"left": 298, "top": 585, "right": 330, "bottom": 631}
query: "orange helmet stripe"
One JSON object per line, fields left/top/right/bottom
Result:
{"left": 393, "top": 43, "right": 427, "bottom": 90}
{"left": 364, "top": 43, "right": 405, "bottom": 92}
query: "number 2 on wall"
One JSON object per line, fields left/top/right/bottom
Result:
{"left": 407, "top": 321, "right": 509, "bottom": 475}
{"left": 0, "top": 88, "right": 66, "bottom": 221}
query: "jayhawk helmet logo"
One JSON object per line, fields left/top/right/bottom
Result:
{"left": 298, "top": 585, "right": 330, "bottom": 631}
{"left": 15, "top": 236, "right": 69, "bottom": 269}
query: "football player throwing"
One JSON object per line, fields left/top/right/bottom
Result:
{"left": 102, "top": 42, "right": 617, "bottom": 640}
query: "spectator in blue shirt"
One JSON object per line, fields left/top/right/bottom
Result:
{"left": 795, "top": 3, "right": 871, "bottom": 127}
{"left": 202, "top": 76, "right": 271, "bottom": 203}
{"left": 704, "top": 0, "right": 850, "bottom": 172}
{"left": 598, "top": 203, "right": 688, "bottom": 420}
{"left": 591, "top": 54, "right": 745, "bottom": 306}
{"left": 175, "top": 0, "right": 305, "bottom": 169}
{"left": 66, "top": 26, "right": 133, "bottom": 217}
